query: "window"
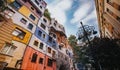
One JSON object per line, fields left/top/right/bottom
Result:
{"left": 59, "top": 45, "right": 62, "bottom": 50}
{"left": 48, "top": 36, "right": 52, "bottom": 43}
{"left": 48, "top": 47, "right": 51, "bottom": 53}
{"left": 0, "top": 43, "right": 16, "bottom": 56}
{"left": 52, "top": 51, "right": 56, "bottom": 56}
{"left": 28, "top": 23, "right": 33, "bottom": 30}
{"left": 40, "top": 6, "right": 42, "bottom": 9}
{"left": 31, "top": 53, "right": 38, "bottom": 63}
{"left": 54, "top": 23, "right": 56, "bottom": 27}
{"left": 47, "top": 58, "right": 53, "bottom": 67}
{"left": 116, "top": 16, "right": 120, "bottom": 22}
{"left": 43, "top": 18, "right": 47, "bottom": 23}
{"left": 34, "top": 41, "right": 39, "bottom": 46}
{"left": 41, "top": 23, "right": 46, "bottom": 30}
{"left": 31, "top": 7, "right": 34, "bottom": 10}
{"left": 53, "top": 34, "right": 56, "bottom": 39}
{"left": 39, "top": 43, "right": 44, "bottom": 49}
{"left": 43, "top": 34, "right": 46, "bottom": 38}
{"left": 12, "top": 28, "right": 26, "bottom": 39}
{"left": 37, "top": 10, "right": 42, "bottom": 16}
{"left": 12, "top": 1, "right": 22, "bottom": 10}
{"left": 22, "top": 0, "right": 27, "bottom": 2}
{"left": 38, "top": 30, "right": 42, "bottom": 37}
{"left": 107, "top": 8, "right": 113, "bottom": 15}
{"left": 29, "top": 14, "right": 36, "bottom": 21}
{"left": 35, "top": 0, "right": 39, "bottom": 5}
{"left": 39, "top": 58, "right": 43, "bottom": 64}
{"left": 20, "top": 18, "right": 27, "bottom": 24}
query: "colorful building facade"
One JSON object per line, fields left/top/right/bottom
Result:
{"left": 0, "top": 0, "right": 73, "bottom": 70}
{"left": 95, "top": 0, "right": 120, "bottom": 38}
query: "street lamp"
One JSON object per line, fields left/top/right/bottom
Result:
{"left": 76, "top": 21, "right": 98, "bottom": 69}
{"left": 77, "top": 22, "right": 97, "bottom": 44}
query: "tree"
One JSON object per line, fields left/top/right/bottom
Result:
{"left": 88, "top": 37, "right": 120, "bottom": 70}
{"left": 44, "top": 9, "right": 51, "bottom": 20}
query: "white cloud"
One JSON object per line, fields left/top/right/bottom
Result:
{"left": 47, "top": 0, "right": 72, "bottom": 25}
{"left": 70, "top": 0, "right": 97, "bottom": 25}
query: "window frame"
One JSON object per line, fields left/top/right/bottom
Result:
{"left": 31, "top": 53, "right": 38, "bottom": 63}
{"left": 47, "top": 58, "right": 53, "bottom": 67}
{"left": 0, "top": 43, "right": 16, "bottom": 56}
{"left": 27, "top": 23, "right": 33, "bottom": 30}
{"left": 29, "top": 14, "right": 36, "bottom": 21}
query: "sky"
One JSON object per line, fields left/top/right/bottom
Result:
{"left": 44, "top": 0, "right": 99, "bottom": 37}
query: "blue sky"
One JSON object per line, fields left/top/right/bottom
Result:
{"left": 44, "top": 0, "right": 99, "bottom": 37}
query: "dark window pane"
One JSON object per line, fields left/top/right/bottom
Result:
{"left": 39, "top": 43, "right": 44, "bottom": 49}
{"left": 48, "top": 36, "right": 52, "bottom": 43}
{"left": 41, "top": 23, "right": 46, "bottom": 30}
{"left": 47, "top": 58, "right": 53, "bottom": 67}
{"left": 35, "top": 0, "right": 39, "bottom": 5}
{"left": 39, "top": 58, "right": 43, "bottom": 64}
{"left": 31, "top": 53, "right": 38, "bottom": 63}
{"left": 12, "top": 1, "right": 22, "bottom": 10}
{"left": 20, "top": 18, "right": 27, "bottom": 24}
{"left": 34, "top": 41, "right": 39, "bottom": 46}
{"left": 29, "top": 14, "right": 36, "bottom": 21}
{"left": 38, "top": 30, "right": 42, "bottom": 37}
{"left": 28, "top": 23, "right": 33, "bottom": 30}
{"left": 43, "top": 18, "right": 47, "bottom": 23}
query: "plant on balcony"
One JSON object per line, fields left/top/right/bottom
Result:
{"left": 44, "top": 9, "right": 51, "bottom": 20}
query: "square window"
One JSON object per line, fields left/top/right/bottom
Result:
{"left": 43, "top": 34, "right": 46, "bottom": 38}
{"left": 48, "top": 36, "right": 52, "bottom": 43}
{"left": 39, "top": 43, "right": 44, "bottom": 49}
{"left": 47, "top": 58, "right": 53, "bottom": 67}
{"left": 0, "top": 43, "right": 16, "bottom": 56}
{"left": 35, "top": 0, "right": 39, "bottom": 5}
{"left": 43, "top": 18, "right": 47, "bottom": 23}
{"left": 34, "top": 41, "right": 39, "bottom": 46}
{"left": 29, "top": 14, "right": 36, "bottom": 21}
{"left": 38, "top": 30, "right": 42, "bottom": 37}
{"left": 12, "top": 1, "right": 22, "bottom": 10}
{"left": 31, "top": 53, "right": 38, "bottom": 63}
{"left": 28, "top": 23, "right": 33, "bottom": 30}
{"left": 20, "top": 18, "right": 27, "bottom": 24}
{"left": 39, "top": 58, "right": 43, "bottom": 64}
{"left": 12, "top": 28, "right": 26, "bottom": 39}
{"left": 48, "top": 47, "right": 51, "bottom": 53}
{"left": 40, "top": 23, "right": 46, "bottom": 30}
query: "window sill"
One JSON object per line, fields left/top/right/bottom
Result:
{"left": 0, "top": 53, "right": 13, "bottom": 57}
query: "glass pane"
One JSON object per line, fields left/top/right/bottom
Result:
{"left": 8, "top": 46, "right": 16, "bottom": 55}
{"left": 0, "top": 44, "right": 10, "bottom": 54}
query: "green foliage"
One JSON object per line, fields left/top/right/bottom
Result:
{"left": 44, "top": 9, "right": 51, "bottom": 20}
{"left": 0, "top": 0, "right": 7, "bottom": 12}
{"left": 88, "top": 37, "right": 120, "bottom": 69}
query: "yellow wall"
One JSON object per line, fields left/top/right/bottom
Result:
{"left": 12, "top": 25, "right": 32, "bottom": 44}
{"left": 7, "top": 0, "right": 15, "bottom": 3}
{"left": 18, "top": 6, "right": 38, "bottom": 24}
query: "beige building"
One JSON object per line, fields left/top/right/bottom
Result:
{"left": 95, "top": 0, "right": 120, "bottom": 38}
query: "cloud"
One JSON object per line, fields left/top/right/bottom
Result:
{"left": 70, "top": 0, "right": 95, "bottom": 24}
{"left": 47, "top": 0, "right": 72, "bottom": 25}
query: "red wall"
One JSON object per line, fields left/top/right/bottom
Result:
{"left": 21, "top": 47, "right": 56, "bottom": 70}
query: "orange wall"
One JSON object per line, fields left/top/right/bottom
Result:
{"left": 21, "top": 47, "right": 45, "bottom": 70}
{"left": 45, "top": 55, "right": 56, "bottom": 70}
{"left": 21, "top": 47, "right": 56, "bottom": 70}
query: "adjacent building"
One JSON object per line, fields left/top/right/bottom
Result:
{"left": 95, "top": 0, "right": 120, "bottom": 38}
{"left": 0, "top": 0, "right": 73, "bottom": 70}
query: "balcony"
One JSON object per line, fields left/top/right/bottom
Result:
{"left": 49, "top": 19, "right": 66, "bottom": 37}
{"left": 29, "top": 0, "right": 47, "bottom": 14}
